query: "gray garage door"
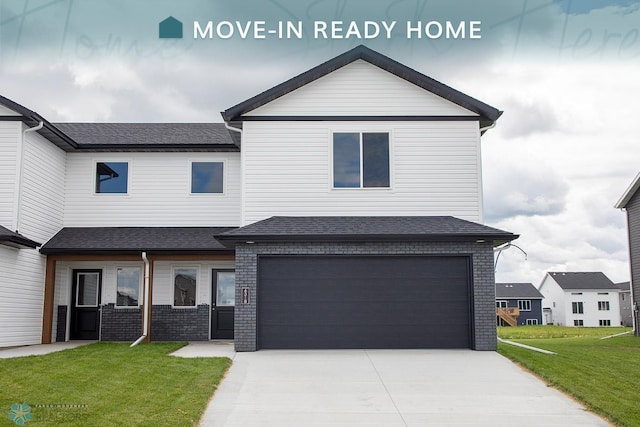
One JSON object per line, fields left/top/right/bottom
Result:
{"left": 257, "top": 255, "right": 472, "bottom": 349}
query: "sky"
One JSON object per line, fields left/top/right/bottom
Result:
{"left": 1, "top": 0, "right": 639, "bottom": 285}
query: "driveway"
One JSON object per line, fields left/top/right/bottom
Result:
{"left": 200, "top": 349, "right": 610, "bottom": 426}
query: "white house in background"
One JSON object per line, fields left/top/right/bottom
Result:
{"left": 615, "top": 281, "right": 633, "bottom": 327}
{"left": 539, "top": 272, "right": 621, "bottom": 327}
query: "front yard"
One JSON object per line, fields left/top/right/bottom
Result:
{"left": 498, "top": 326, "right": 638, "bottom": 426}
{"left": 0, "top": 343, "right": 230, "bottom": 426}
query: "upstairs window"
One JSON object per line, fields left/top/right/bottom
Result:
{"left": 191, "top": 162, "right": 224, "bottom": 194}
{"left": 572, "top": 301, "right": 584, "bottom": 314}
{"left": 96, "top": 162, "right": 128, "bottom": 193}
{"left": 518, "top": 300, "right": 531, "bottom": 311}
{"left": 598, "top": 301, "right": 610, "bottom": 311}
{"left": 333, "top": 132, "right": 390, "bottom": 188}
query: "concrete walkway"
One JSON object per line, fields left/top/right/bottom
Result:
{"left": 0, "top": 341, "right": 94, "bottom": 358}
{"left": 199, "top": 349, "right": 611, "bottom": 427}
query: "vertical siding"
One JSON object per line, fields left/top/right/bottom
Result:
{"left": 0, "top": 247, "right": 45, "bottom": 346}
{"left": 64, "top": 152, "right": 241, "bottom": 226}
{"left": 242, "top": 121, "right": 482, "bottom": 224}
{"left": 0, "top": 121, "right": 18, "bottom": 226}
{"left": 627, "top": 193, "right": 640, "bottom": 321}
{"left": 246, "top": 60, "right": 478, "bottom": 117}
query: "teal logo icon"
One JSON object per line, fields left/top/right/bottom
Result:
{"left": 8, "top": 403, "right": 32, "bottom": 426}
{"left": 159, "top": 16, "right": 183, "bottom": 39}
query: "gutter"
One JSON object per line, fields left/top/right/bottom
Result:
{"left": 13, "top": 121, "right": 44, "bottom": 233}
{"left": 131, "top": 251, "right": 151, "bottom": 347}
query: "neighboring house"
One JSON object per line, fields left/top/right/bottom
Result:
{"left": 496, "top": 283, "right": 543, "bottom": 326}
{"left": 616, "top": 172, "right": 640, "bottom": 333}
{"left": 538, "top": 272, "right": 621, "bottom": 327}
{"left": 615, "top": 282, "right": 633, "bottom": 327}
{"left": 0, "top": 45, "right": 517, "bottom": 351}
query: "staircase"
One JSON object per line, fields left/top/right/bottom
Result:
{"left": 496, "top": 307, "right": 520, "bottom": 327}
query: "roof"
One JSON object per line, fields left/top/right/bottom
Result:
{"left": 546, "top": 272, "right": 618, "bottom": 291}
{"left": 0, "top": 225, "right": 41, "bottom": 249}
{"left": 496, "top": 283, "right": 543, "bottom": 299}
{"left": 615, "top": 172, "right": 640, "bottom": 209}
{"left": 53, "top": 123, "right": 240, "bottom": 152}
{"left": 216, "top": 216, "right": 517, "bottom": 246}
{"left": 615, "top": 281, "right": 631, "bottom": 292}
{"left": 0, "top": 94, "right": 240, "bottom": 152}
{"left": 222, "top": 45, "right": 502, "bottom": 128}
{"left": 40, "top": 227, "right": 236, "bottom": 254}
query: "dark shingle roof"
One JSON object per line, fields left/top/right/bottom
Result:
{"left": 216, "top": 216, "right": 517, "bottom": 246}
{"left": 615, "top": 281, "right": 631, "bottom": 292}
{"left": 53, "top": 123, "right": 239, "bottom": 152}
{"left": 40, "top": 227, "right": 236, "bottom": 254}
{"left": 0, "top": 225, "right": 41, "bottom": 249}
{"left": 548, "top": 272, "right": 618, "bottom": 290}
{"left": 496, "top": 283, "right": 543, "bottom": 299}
{"left": 222, "top": 45, "right": 502, "bottom": 128}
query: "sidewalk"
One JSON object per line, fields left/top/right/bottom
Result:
{"left": 0, "top": 341, "right": 94, "bottom": 358}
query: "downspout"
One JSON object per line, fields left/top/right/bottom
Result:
{"left": 479, "top": 122, "right": 496, "bottom": 134}
{"left": 224, "top": 122, "right": 242, "bottom": 134}
{"left": 14, "top": 120, "right": 44, "bottom": 233}
{"left": 131, "top": 251, "right": 151, "bottom": 347}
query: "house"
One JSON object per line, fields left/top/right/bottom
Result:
{"left": 616, "top": 172, "right": 640, "bottom": 333}
{"left": 0, "top": 45, "right": 517, "bottom": 351}
{"left": 615, "top": 282, "right": 633, "bottom": 327}
{"left": 496, "top": 283, "right": 543, "bottom": 326}
{"left": 538, "top": 272, "right": 621, "bottom": 327}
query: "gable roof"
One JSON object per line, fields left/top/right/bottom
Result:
{"left": 496, "top": 283, "right": 543, "bottom": 299}
{"left": 216, "top": 216, "right": 517, "bottom": 246}
{"left": 222, "top": 45, "right": 502, "bottom": 127}
{"left": 615, "top": 172, "right": 640, "bottom": 209}
{"left": 0, "top": 225, "right": 41, "bottom": 249}
{"left": 546, "top": 272, "right": 618, "bottom": 291}
{"left": 40, "top": 227, "right": 236, "bottom": 254}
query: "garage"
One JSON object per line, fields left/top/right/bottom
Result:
{"left": 257, "top": 255, "right": 472, "bottom": 349}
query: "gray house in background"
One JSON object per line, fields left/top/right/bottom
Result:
{"left": 615, "top": 282, "right": 633, "bottom": 327}
{"left": 496, "top": 283, "right": 543, "bottom": 326}
{"left": 616, "top": 172, "right": 640, "bottom": 333}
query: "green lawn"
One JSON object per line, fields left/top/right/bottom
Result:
{"left": 0, "top": 343, "right": 231, "bottom": 426}
{"left": 498, "top": 326, "right": 638, "bottom": 426}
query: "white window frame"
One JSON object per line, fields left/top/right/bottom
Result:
{"left": 599, "top": 319, "right": 611, "bottom": 326}
{"left": 94, "top": 160, "right": 131, "bottom": 195}
{"left": 597, "top": 301, "right": 610, "bottom": 311}
{"left": 189, "top": 159, "right": 226, "bottom": 196}
{"left": 496, "top": 300, "right": 508, "bottom": 308}
{"left": 526, "top": 319, "right": 538, "bottom": 325}
{"left": 115, "top": 266, "right": 142, "bottom": 308}
{"left": 172, "top": 266, "right": 199, "bottom": 308}
{"left": 330, "top": 130, "right": 393, "bottom": 190}
{"left": 518, "top": 300, "right": 531, "bottom": 311}
{"left": 574, "top": 319, "right": 584, "bottom": 326}
{"left": 75, "top": 271, "right": 101, "bottom": 308}
{"left": 572, "top": 301, "right": 584, "bottom": 314}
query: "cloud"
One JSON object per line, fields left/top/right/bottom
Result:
{"left": 499, "top": 99, "right": 560, "bottom": 138}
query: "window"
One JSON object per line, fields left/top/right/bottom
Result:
{"left": 622, "top": 294, "right": 626, "bottom": 301}
{"left": 598, "top": 301, "right": 610, "bottom": 311}
{"left": 526, "top": 319, "right": 538, "bottom": 325}
{"left": 76, "top": 272, "right": 100, "bottom": 307}
{"left": 599, "top": 319, "right": 611, "bottom": 326}
{"left": 571, "top": 292, "right": 583, "bottom": 295}
{"left": 116, "top": 267, "right": 141, "bottom": 307}
{"left": 96, "top": 162, "right": 128, "bottom": 193}
{"left": 572, "top": 301, "right": 584, "bottom": 314}
{"left": 496, "top": 300, "right": 507, "bottom": 308}
{"left": 574, "top": 319, "right": 584, "bottom": 326}
{"left": 191, "top": 162, "right": 224, "bottom": 193}
{"left": 333, "top": 132, "right": 390, "bottom": 188}
{"left": 518, "top": 300, "right": 531, "bottom": 311}
{"left": 174, "top": 268, "right": 197, "bottom": 307}
{"left": 597, "top": 292, "right": 609, "bottom": 295}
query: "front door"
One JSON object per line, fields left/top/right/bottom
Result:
{"left": 70, "top": 270, "right": 102, "bottom": 340}
{"left": 211, "top": 270, "right": 235, "bottom": 339}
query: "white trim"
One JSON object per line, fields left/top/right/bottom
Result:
{"left": 93, "top": 159, "right": 131, "bottom": 195}
{"left": 171, "top": 266, "right": 199, "bottom": 308}
{"left": 115, "top": 266, "right": 143, "bottom": 308}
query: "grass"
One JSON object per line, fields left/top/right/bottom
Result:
{"left": 0, "top": 342, "right": 231, "bottom": 426}
{"left": 497, "top": 326, "right": 639, "bottom": 426}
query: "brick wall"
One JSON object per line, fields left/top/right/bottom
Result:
{"left": 150, "top": 304, "right": 209, "bottom": 341}
{"left": 100, "top": 304, "right": 142, "bottom": 341}
{"left": 235, "top": 241, "right": 497, "bottom": 352}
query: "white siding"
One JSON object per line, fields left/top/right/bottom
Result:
{"left": 539, "top": 275, "right": 567, "bottom": 326}
{"left": 564, "top": 290, "right": 621, "bottom": 327}
{"left": 20, "top": 125, "right": 66, "bottom": 242}
{"left": 247, "top": 60, "right": 478, "bottom": 117}
{"left": 64, "top": 152, "right": 241, "bottom": 227}
{"left": 0, "top": 247, "right": 45, "bottom": 346}
{"left": 0, "top": 105, "right": 20, "bottom": 116}
{"left": 0, "top": 122, "right": 19, "bottom": 227}
{"left": 241, "top": 121, "right": 482, "bottom": 224}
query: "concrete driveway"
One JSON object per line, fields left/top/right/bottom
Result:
{"left": 200, "top": 349, "right": 610, "bottom": 426}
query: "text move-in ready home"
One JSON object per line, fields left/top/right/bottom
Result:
{"left": 0, "top": 45, "right": 517, "bottom": 351}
